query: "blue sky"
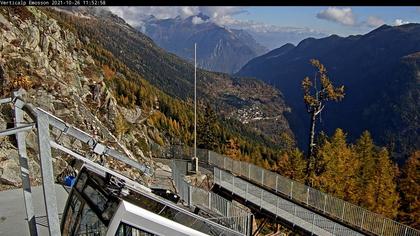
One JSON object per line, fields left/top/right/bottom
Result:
{"left": 109, "top": 6, "right": 420, "bottom": 49}
{"left": 236, "top": 7, "right": 420, "bottom": 36}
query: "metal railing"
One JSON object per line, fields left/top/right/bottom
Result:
{"left": 215, "top": 167, "right": 361, "bottom": 236}
{"left": 163, "top": 145, "right": 420, "bottom": 236}
{"left": 171, "top": 160, "right": 252, "bottom": 236}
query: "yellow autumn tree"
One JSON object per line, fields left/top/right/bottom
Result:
{"left": 398, "top": 151, "right": 420, "bottom": 228}
{"left": 302, "top": 59, "right": 345, "bottom": 182}
{"left": 114, "top": 113, "right": 129, "bottom": 140}
{"left": 366, "top": 148, "right": 399, "bottom": 218}
{"left": 312, "top": 128, "right": 359, "bottom": 202}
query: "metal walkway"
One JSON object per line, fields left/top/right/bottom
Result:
{"left": 214, "top": 167, "right": 361, "bottom": 236}
{"left": 158, "top": 146, "right": 420, "bottom": 236}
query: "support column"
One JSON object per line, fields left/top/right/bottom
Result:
{"left": 14, "top": 98, "right": 37, "bottom": 236}
{"left": 36, "top": 110, "right": 60, "bottom": 236}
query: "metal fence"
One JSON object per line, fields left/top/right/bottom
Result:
{"left": 163, "top": 145, "right": 420, "bottom": 236}
{"left": 214, "top": 167, "right": 362, "bottom": 236}
{"left": 171, "top": 160, "right": 252, "bottom": 236}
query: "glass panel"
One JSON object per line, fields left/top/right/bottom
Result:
{"left": 83, "top": 185, "right": 108, "bottom": 212}
{"left": 62, "top": 194, "right": 82, "bottom": 235}
{"left": 115, "top": 222, "right": 155, "bottom": 236}
{"left": 74, "top": 202, "right": 107, "bottom": 236}
{"left": 76, "top": 172, "right": 88, "bottom": 192}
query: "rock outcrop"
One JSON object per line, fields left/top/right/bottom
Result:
{"left": 0, "top": 7, "right": 159, "bottom": 190}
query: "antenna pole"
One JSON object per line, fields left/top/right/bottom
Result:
{"left": 193, "top": 43, "right": 198, "bottom": 173}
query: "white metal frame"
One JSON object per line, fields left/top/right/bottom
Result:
{"left": 106, "top": 201, "right": 209, "bottom": 236}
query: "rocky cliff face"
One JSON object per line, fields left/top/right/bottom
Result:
{"left": 0, "top": 7, "right": 166, "bottom": 189}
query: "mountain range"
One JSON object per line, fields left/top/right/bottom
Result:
{"left": 140, "top": 13, "right": 268, "bottom": 74}
{"left": 49, "top": 6, "right": 293, "bottom": 147}
{"left": 237, "top": 24, "right": 420, "bottom": 160}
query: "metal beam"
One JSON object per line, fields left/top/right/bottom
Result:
{"left": 0, "top": 124, "right": 34, "bottom": 136}
{"left": 0, "top": 97, "right": 12, "bottom": 104}
{"left": 36, "top": 108, "right": 153, "bottom": 176}
{"left": 14, "top": 99, "right": 37, "bottom": 236}
{"left": 36, "top": 111, "right": 60, "bottom": 236}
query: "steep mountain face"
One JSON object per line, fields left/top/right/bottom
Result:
{"left": 0, "top": 6, "right": 160, "bottom": 189}
{"left": 237, "top": 24, "right": 420, "bottom": 160}
{"left": 141, "top": 14, "right": 268, "bottom": 74}
{"left": 48, "top": 7, "right": 292, "bottom": 146}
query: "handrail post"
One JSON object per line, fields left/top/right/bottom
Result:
{"left": 341, "top": 202, "right": 346, "bottom": 221}
{"left": 323, "top": 194, "right": 327, "bottom": 213}
{"left": 380, "top": 218, "right": 385, "bottom": 236}
{"left": 290, "top": 181, "right": 293, "bottom": 199}
{"left": 311, "top": 214, "right": 315, "bottom": 235}
{"left": 14, "top": 98, "right": 38, "bottom": 236}
{"left": 36, "top": 110, "right": 61, "bottom": 236}
{"left": 188, "top": 185, "right": 192, "bottom": 206}
{"left": 261, "top": 169, "right": 264, "bottom": 186}
{"left": 306, "top": 187, "right": 310, "bottom": 205}
{"left": 275, "top": 175, "right": 278, "bottom": 193}
{"left": 360, "top": 210, "right": 365, "bottom": 229}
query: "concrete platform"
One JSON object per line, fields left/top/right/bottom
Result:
{"left": 0, "top": 184, "right": 69, "bottom": 236}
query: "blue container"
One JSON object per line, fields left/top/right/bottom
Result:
{"left": 64, "top": 176, "right": 76, "bottom": 187}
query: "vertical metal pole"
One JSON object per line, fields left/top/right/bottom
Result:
{"left": 275, "top": 175, "right": 278, "bottom": 193}
{"left": 341, "top": 202, "right": 346, "bottom": 221}
{"left": 248, "top": 164, "right": 251, "bottom": 179}
{"left": 360, "top": 210, "right": 365, "bottom": 229}
{"left": 192, "top": 43, "right": 198, "bottom": 173}
{"left": 380, "top": 218, "right": 385, "bottom": 236}
{"left": 208, "top": 192, "right": 212, "bottom": 210}
{"left": 232, "top": 175, "right": 235, "bottom": 190}
{"left": 36, "top": 110, "right": 60, "bottom": 236}
{"left": 290, "top": 181, "right": 293, "bottom": 199}
{"left": 306, "top": 187, "right": 310, "bottom": 205}
{"left": 323, "top": 194, "right": 327, "bottom": 213}
{"left": 188, "top": 185, "right": 192, "bottom": 206}
{"left": 311, "top": 214, "right": 315, "bottom": 235}
{"left": 14, "top": 98, "right": 38, "bottom": 236}
{"left": 261, "top": 169, "right": 264, "bottom": 186}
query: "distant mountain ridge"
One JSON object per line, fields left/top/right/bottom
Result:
{"left": 140, "top": 13, "right": 268, "bottom": 74}
{"left": 237, "top": 23, "right": 420, "bottom": 160}
{"left": 49, "top": 7, "right": 293, "bottom": 147}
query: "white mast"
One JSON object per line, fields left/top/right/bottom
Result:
{"left": 193, "top": 43, "right": 198, "bottom": 172}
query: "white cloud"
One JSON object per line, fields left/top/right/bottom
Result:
{"left": 107, "top": 6, "right": 326, "bottom": 49}
{"left": 366, "top": 16, "right": 385, "bottom": 27}
{"left": 316, "top": 7, "right": 356, "bottom": 26}
{"left": 191, "top": 16, "right": 205, "bottom": 24}
{"left": 393, "top": 19, "right": 410, "bottom": 26}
